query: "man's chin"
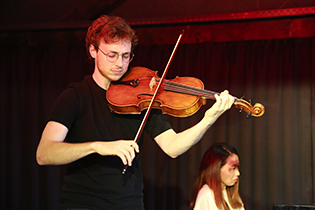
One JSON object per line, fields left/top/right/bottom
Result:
{"left": 110, "top": 74, "right": 124, "bottom": 81}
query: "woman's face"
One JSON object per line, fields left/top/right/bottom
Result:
{"left": 220, "top": 153, "right": 240, "bottom": 187}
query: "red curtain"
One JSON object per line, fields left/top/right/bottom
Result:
{"left": 1, "top": 36, "right": 314, "bottom": 210}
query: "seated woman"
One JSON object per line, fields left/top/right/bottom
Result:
{"left": 190, "top": 142, "right": 245, "bottom": 210}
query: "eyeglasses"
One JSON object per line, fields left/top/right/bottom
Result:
{"left": 98, "top": 48, "right": 134, "bottom": 63}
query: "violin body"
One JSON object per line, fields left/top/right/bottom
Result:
{"left": 107, "top": 66, "right": 265, "bottom": 118}
{"left": 107, "top": 66, "right": 207, "bottom": 117}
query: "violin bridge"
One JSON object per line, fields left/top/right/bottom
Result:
{"left": 149, "top": 77, "right": 157, "bottom": 91}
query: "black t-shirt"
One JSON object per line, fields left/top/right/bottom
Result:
{"left": 48, "top": 75, "right": 172, "bottom": 210}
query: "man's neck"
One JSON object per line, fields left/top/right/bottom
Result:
{"left": 92, "top": 72, "right": 111, "bottom": 90}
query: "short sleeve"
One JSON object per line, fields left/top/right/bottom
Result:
{"left": 48, "top": 87, "right": 81, "bottom": 129}
{"left": 144, "top": 109, "right": 172, "bottom": 139}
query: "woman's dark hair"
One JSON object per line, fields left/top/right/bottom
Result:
{"left": 189, "top": 142, "right": 243, "bottom": 210}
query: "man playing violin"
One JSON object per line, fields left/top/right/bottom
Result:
{"left": 36, "top": 15, "right": 235, "bottom": 210}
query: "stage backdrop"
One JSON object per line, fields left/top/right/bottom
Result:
{"left": 0, "top": 30, "right": 314, "bottom": 210}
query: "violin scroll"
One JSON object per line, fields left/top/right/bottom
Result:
{"left": 234, "top": 98, "right": 265, "bottom": 118}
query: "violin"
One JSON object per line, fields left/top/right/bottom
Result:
{"left": 107, "top": 66, "right": 265, "bottom": 118}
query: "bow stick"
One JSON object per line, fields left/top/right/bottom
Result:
{"left": 122, "top": 30, "right": 185, "bottom": 174}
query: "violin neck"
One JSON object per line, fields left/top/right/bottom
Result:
{"left": 164, "top": 81, "right": 218, "bottom": 99}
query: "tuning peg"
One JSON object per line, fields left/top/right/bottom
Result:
{"left": 247, "top": 113, "right": 252, "bottom": 119}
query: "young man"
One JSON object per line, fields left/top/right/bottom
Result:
{"left": 36, "top": 15, "right": 235, "bottom": 210}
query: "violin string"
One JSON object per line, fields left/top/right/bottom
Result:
{"left": 164, "top": 81, "right": 218, "bottom": 99}
{"left": 164, "top": 81, "right": 214, "bottom": 97}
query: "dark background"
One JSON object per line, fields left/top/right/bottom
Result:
{"left": 1, "top": 1, "right": 315, "bottom": 209}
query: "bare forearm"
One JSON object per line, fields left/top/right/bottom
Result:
{"left": 36, "top": 121, "right": 140, "bottom": 166}
{"left": 156, "top": 90, "right": 234, "bottom": 158}
{"left": 157, "top": 117, "right": 215, "bottom": 158}
{"left": 173, "top": 117, "right": 215, "bottom": 156}
{"left": 36, "top": 140, "right": 95, "bottom": 165}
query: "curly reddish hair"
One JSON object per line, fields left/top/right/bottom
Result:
{"left": 85, "top": 15, "right": 138, "bottom": 58}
